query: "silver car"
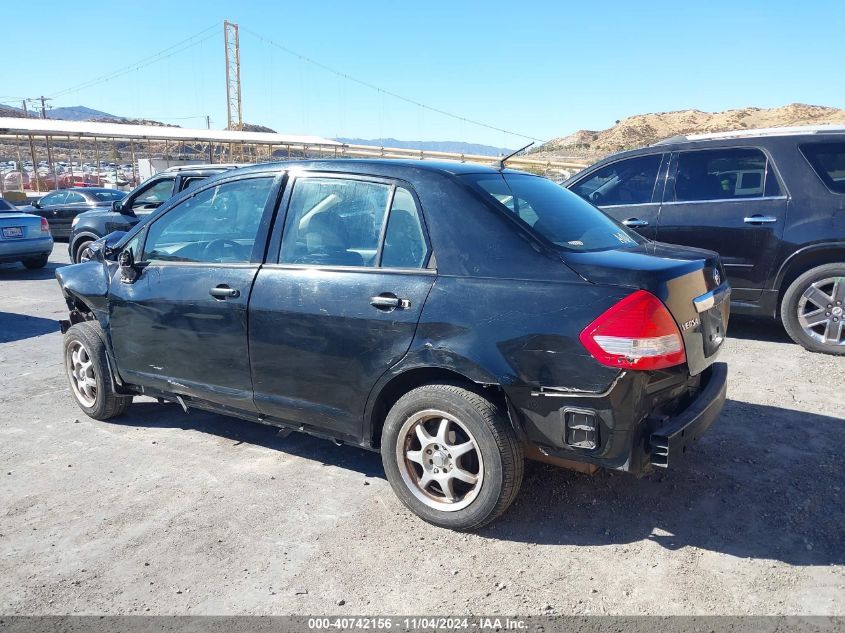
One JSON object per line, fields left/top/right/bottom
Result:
{"left": 0, "top": 198, "right": 53, "bottom": 269}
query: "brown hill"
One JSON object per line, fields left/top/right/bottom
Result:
{"left": 534, "top": 103, "right": 845, "bottom": 160}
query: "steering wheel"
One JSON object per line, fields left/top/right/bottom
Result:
{"left": 202, "top": 238, "right": 243, "bottom": 261}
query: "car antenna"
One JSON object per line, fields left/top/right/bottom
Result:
{"left": 495, "top": 142, "right": 534, "bottom": 170}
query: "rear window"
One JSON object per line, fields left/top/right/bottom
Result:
{"left": 92, "top": 190, "right": 126, "bottom": 202}
{"left": 464, "top": 173, "right": 641, "bottom": 252}
{"left": 0, "top": 198, "right": 15, "bottom": 211}
{"left": 800, "top": 142, "right": 845, "bottom": 193}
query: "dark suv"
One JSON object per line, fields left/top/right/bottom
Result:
{"left": 564, "top": 126, "right": 845, "bottom": 354}
{"left": 68, "top": 164, "right": 239, "bottom": 263}
{"left": 57, "top": 159, "right": 729, "bottom": 530}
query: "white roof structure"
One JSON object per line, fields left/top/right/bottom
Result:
{"left": 0, "top": 117, "right": 341, "bottom": 146}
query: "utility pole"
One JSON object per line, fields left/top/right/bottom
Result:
{"left": 224, "top": 21, "right": 243, "bottom": 132}
{"left": 21, "top": 100, "right": 28, "bottom": 118}
{"left": 39, "top": 96, "right": 51, "bottom": 119}
{"left": 206, "top": 115, "right": 213, "bottom": 164}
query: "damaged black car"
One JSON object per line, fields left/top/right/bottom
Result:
{"left": 56, "top": 159, "right": 729, "bottom": 530}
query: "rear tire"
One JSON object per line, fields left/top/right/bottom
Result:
{"left": 781, "top": 263, "right": 845, "bottom": 355}
{"left": 63, "top": 321, "right": 132, "bottom": 420}
{"left": 381, "top": 383, "right": 523, "bottom": 531}
{"left": 23, "top": 254, "right": 48, "bottom": 269}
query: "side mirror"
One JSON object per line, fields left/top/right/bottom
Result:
{"left": 33, "top": 201, "right": 41, "bottom": 209}
{"left": 118, "top": 249, "right": 139, "bottom": 283}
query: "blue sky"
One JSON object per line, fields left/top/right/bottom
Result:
{"left": 1, "top": 0, "right": 843, "bottom": 148}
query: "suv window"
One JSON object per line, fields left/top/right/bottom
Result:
{"left": 131, "top": 178, "right": 175, "bottom": 210}
{"left": 800, "top": 142, "right": 845, "bottom": 194}
{"left": 572, "top": 154, "right": 661, "bottom": 205}
{"left": 142, "top": 177, "right": 274, "bottom": 264}
{"left": 674, "top": 148, "right": 781, "bottom": 201}
{"left": 279, "top": 178, "right": 391, "bottom": 267}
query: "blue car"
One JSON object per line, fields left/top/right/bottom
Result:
{"left": 0, "top": 198, "right": 53, "bottom": 269}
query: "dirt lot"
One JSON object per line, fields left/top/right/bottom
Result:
{"left": 1, "top": 243, "right": 843, "bottom": 616}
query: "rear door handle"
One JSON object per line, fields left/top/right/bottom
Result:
{"left": 623, "top": 218, "right": 649, "bottom": 227}
{"left": 209, "top": 285, "right": 240, "bottom": 299}
{"left": 744, "top": 215, "right": 778, "bottom": 224}
{"left": 370, "top": 293, "right": 411, "bottom": 311}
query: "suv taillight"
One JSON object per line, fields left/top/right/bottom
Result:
{"left": 579, "top": 290, "right": 686, "bottom": 370}
{"left": 40, "top": 217, "right": 50, "bottom": 234}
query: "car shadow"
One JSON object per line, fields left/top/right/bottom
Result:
{"left": 727, "top": 315, "right": 793, "bottom": 344}
{"left": 0, "top": 312, "right": 60, "bottom": 342}
{"left": 0, "top": 260, "right": 66, "bottom": 281}
{"left": 109, "top": 399, "right": 843, "bottom": 565}
{"left": 110, "top": 400, "right": 385, "bottom": 478}
{"left": 484, "top": 399, "right": 844, "bottom": 566}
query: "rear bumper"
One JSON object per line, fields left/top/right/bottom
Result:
{"left": 0, "top": 236, "right": 53, "bottom": 262}
{"left": 509, "top": 362, "right": 728, "bottom": 474}
{"left": 649, "top": 362, "right": 727, "bottom": 468}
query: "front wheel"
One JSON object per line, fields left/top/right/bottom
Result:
{"left": 381, "top": 383, "right": 523, "bottom": 530}
{"left": 63, "top": 321, "right": 132, "bottom": 419}
{"left": 781, "top": 263, "right": 845, "bottom": 355}
{"left": 73, "top": 239, "right": 94, "bottom": 263}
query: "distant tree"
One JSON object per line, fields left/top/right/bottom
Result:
{"left": 108, "top": 148, "right": 122, "bottom": 161}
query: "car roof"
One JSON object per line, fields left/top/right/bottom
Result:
{"left": 229, "top": 158, "right": 529, "bottom": 178}
{"left": 576, "top": 126, "right": 845, "bottom": 171}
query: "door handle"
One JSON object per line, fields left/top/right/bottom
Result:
{"left": 209, "top": 285, "right": 240, "bottom": 299}
{"left": 623, "top": 218, "right": 649, "bottom": 228}
{"left": 744, "top": 215, "right": 778, "bottom": 225}
{"left": 370, "top": 293, "right": 411, "bottom": 311}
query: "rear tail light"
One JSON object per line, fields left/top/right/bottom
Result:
{"left": 579, "top": 290, "right": 686, "bottom": 370}
{"left": 40, "top": 217, "right": 50, "bottom": 234}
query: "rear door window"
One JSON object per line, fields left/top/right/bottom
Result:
{"left": 674, "top": 148, "right": 781, "bottom": 201}
{"left": 800, "top": 142, "right": 845, "bottom": 193}
{"left": 572, "top": 154, "right": 662, "bottom": 205}
{"left": 279, "top": 178, "right": 391, "bottom": 267}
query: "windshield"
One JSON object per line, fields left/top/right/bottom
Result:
{"left": 464, "top": 173, "right": 641, "bottom": 252}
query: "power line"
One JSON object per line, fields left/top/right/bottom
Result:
{"left": 49, "top": 24, "right": 219, "bottom": 99}
{"left": 240, "top": 26, "right": 544, "bottom": 142}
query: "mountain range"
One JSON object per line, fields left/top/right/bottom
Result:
{"left": 532, "top": 103, "right": 845, "bottom": 160}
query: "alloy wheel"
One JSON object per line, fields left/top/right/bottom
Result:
{"left": 67, "top": 340, "right": 97, "bottom": 407}
{"left": 797, "top": 277, "right": 845, "bottom": 346}
{"left": 395, "top": 409, "right": 484, "bottom": 512}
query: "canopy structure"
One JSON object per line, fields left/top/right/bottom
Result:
{"left": 0, "top": 117, "right": 341, "bottom": 147}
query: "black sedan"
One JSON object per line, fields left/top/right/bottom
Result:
{"left": 21, "top": 188, "right": 127, "bottom": 239}
{"left": 56, "top": 159, "right": 729, "bottom": 530}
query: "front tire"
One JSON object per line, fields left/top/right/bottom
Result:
{"left": 23, "top": 254, "right": 48, "bottom": 269}
{"left": 381, "top": 383, "right": 523, "bottom": 530}
{"left": 63, "top": 321, "right": 132, "bottom": 419}
{"left": 73, "top": 239, "right": 93, "bottom": 263}
{"left": 781, "top": 263, "right": 845, "bottom": 355}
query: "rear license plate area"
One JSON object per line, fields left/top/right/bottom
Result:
{"left": 2, "top": 226, "right": 23, "bottom": 238}
{"left": 701, "top": 305, "right": 725, "bottom": 357}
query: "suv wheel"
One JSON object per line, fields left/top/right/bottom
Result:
{"left": 63, "top": 321, "right": 132, "bottom": 419}
{"left": 73, "top": 239, "right": 94, "bottom": 263}
{"left": 782, "top": 263, "right": 845, "bottom": 355}
{"left": 381, "top": 383, "right": 523, "bottom": 530}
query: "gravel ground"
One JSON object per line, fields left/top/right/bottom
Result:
{"left": 1, "top": 243, "right": 843, "bottom": 616}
